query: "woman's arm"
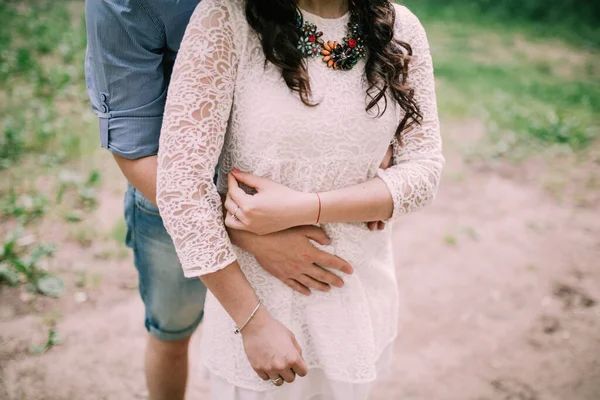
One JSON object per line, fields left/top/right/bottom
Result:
{"left": 156, "top": 0, "right": 306, "bottom": 383}
{"left": 320, "top": 8, "right": 445, "bottom": 223}
{"left": 157, "top": 0, "right": 238, "bottom": 278}
{"left": 225, "top": 170, "right": 393, "bottom": 233}
{"left": 224, "top": 7, "right": 443, "bottom": 234}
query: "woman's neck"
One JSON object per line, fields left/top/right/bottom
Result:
{"left": 296, "top": 0, "right": 349, "bottom": 19}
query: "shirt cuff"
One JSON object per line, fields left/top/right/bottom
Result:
{"left": 377, "top": 168, "right": 402, "bottom": 221}
{"left": 101, "top": 115, "right": 163, "bottom": 160}
{"left": 181, "top": 254, "right": 238, "bottom": 279}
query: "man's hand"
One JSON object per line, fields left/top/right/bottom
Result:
{"left": 380, "top": 143, "right": 394, "bottom": 170}
{"left": 227, "top": 225, "right": 353, "bottom": 296}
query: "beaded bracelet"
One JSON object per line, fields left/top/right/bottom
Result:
{"left": 234, "top": 300, "right": 262, "bottom": 335}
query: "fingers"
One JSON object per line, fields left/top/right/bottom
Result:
{"left": 296, "top": 274, "right": 331, "bottom": 292}
{"left": 279, "top": 368, "right": 296, "bottom": 383}
{"left": 223, "top": 194, "right": 245, "bottom": 223}
{"left": 367, "top": 221, "right": 386, "bottom": 231}
{"left": 223, "top": 189, "right": 249, "bottom": 231}
{"left": 268, "top": 346, "right": 306, "bottom": 384}
{"left": 300, "top": 225, "right": 332, "bottom": 246}
{"left": 284, "top": 279, "right": 311, "bottom": 296}
{"left": 230, "top": 168, "right": 267, "bottom": 190}
{"left": 313, "top": 251, "right": 353, "bottom": 275}
{"left": 305, "top": 264, "right": 344, "bottom": 288}
{"left": 379, "top": 145, "right": 393, "bottom": 169}
{"left": 255, "top": 369, "right": 270, "bottom": 381}
{"left": 267, "top": 372, "right": 285, "bottom": 387}
{"left": 291, "top": 356, "right": 308, "bottom": 378}
{"left": 291, "top": 334, "right": 303, "bottom": 356}
{"left": 227, "top": 173, "right": 249, "bottom": 206}
{"left": 224, "top": 210, "right": 247, "bottom": 231}
{"left": 252, "top": 333, "right": 306, "bottom": 387}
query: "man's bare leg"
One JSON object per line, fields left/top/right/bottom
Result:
{"left": 146, "top": 335, "right": 191, "bottom": 400}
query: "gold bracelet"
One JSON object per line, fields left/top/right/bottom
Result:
{"left": 234, "top": 300, "right": 262, "bottom": 335}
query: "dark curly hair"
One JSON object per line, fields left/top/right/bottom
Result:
{"left": 245, "top": 0, "right": 422, "bottom": 139}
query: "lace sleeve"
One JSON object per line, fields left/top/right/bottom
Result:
{"left": 376, "top": 5, "right": 445, "bottom": 220}
{"left": 156, "top": 0, "right": 239, "bottom": 278}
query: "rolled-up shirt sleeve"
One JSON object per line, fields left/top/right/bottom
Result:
{"left": 84, "top": 0, "right": 167, "bottom": 159}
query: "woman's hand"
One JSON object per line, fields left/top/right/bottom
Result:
{"left": 224, "top": 169, "right": 317, "bottom": 235}
{"left": 242, "top": 307, "right": 308, "bottom": 385}
{"left": 224, "top": 142, "right": 394, "bottom": 235}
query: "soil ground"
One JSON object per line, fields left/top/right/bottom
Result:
{"left": 1, "top": 122, "right": 599, "bottom": 400}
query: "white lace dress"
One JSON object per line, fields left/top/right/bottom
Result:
{"left": 156, "top": 0, "right": 443, "bottom": 399}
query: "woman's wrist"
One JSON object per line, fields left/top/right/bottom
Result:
{"left": 241, "top": 305, "right": 273, "bottom": 335}
{"left": 294, "top": 192, "right": 321, "bottom": 226}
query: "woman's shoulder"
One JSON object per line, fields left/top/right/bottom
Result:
{"left": 391, "top": 3, "right": 427, "bottom": 43}
{"left": 391, "top": 3, "right": 421, "bottom": 24}
{"left": 190, "top": 0, "right": 246, "bottom": 26}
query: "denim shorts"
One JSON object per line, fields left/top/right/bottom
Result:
{"left": 124, "top": 184, "right": 207, "bottom": 341}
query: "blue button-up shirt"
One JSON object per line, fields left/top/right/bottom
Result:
{"left": 85, "top": 0, "right": 201, "bottom": 159}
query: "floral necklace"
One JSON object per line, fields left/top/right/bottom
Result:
{"left": 296, "top": 11, "right": 366, "bottom": 71}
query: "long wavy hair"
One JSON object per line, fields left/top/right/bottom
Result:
{"left": 245, "top": 0, "right": 422, "bottom": 140}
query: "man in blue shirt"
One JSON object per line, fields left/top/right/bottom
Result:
{"left": 84, "top": 1, "right": 392, "bottom": 398}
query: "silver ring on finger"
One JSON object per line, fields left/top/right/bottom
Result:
{"left": 233, "top": 206, "right": 240, "bottom": 220}
{"left": 270, "top": 376, "right": 283, "bottom": 386}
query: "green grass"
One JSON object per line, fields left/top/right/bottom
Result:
{"left": 30, "top": 327, "right": 62, "bottom": 354}
{"left": 1, "top": 1, "right": 598, "bottom": 168}
{"left": 0, "top": 190, "right": 48, "bottom": 224}
{"left": 0, "top": 0, "right": 91, "bottom": 169}
{"left": 403, "top": 1, "right": 600, "bottom": 48}
{"left": 111, "top": 220, "right": 128, "bottom": 244}
{"left": 0, "top": 1, "right": 101, "bottom": 294}
{"left": 0, "top": 228, "right": 62, "bottom": 297}
{"left": 402, "top": 3, "right": 600, "bottom": 157}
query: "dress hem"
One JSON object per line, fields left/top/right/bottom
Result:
{"left": 201, "top": 329, "right": 399, "bottom": 393}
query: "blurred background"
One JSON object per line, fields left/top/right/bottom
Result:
{"left": 0, "top": 0, "right": 598, "bottom": 399}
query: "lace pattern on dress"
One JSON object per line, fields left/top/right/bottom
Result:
{"left": 377, "top": 7, "right": 444, "bottom": 219}
{"left": 157, "top": 0, "right": 240, "bottom": 277}
{"left": 156, "top": 0, "right": 443, "bottom": 391}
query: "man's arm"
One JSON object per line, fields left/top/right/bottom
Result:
{"left": 85, "top": 0, "right": 168, "bottom": 162}
{"left": 113, "top": 154, "right": 158, "bottom": 204}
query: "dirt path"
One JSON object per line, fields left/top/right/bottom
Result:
{"left": 1, "top": 124, "right": 599, "bottom": 400}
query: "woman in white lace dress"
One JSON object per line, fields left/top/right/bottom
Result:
{"left": 156, "top": 0, "right": 443, "bottom": 398}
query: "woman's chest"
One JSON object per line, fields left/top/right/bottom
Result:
{"left": 229, "top": 49, "right": 399, "bottom": 161}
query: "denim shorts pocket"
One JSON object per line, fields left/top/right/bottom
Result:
{"left": 134, "top": 189, "right": 161, "bottom": 217}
